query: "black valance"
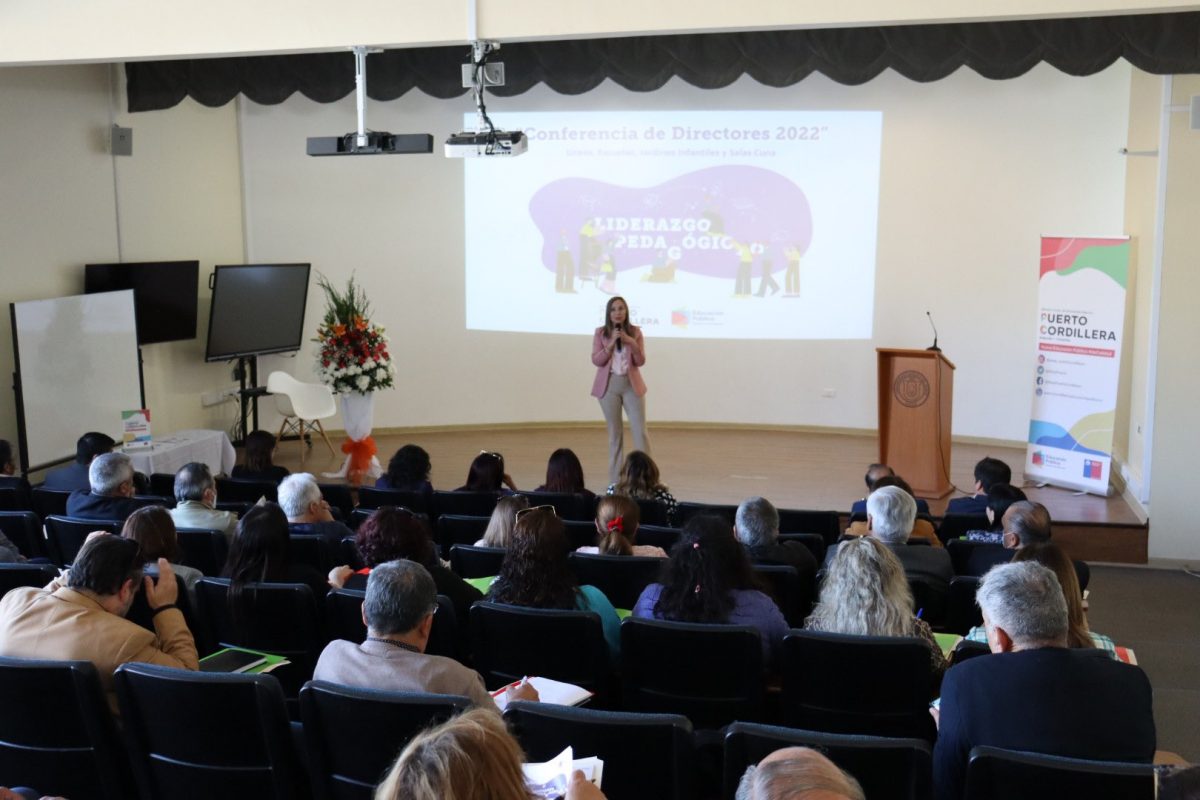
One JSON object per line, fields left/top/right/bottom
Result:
{"left": 126, "top": 11, "right": 1200, "bottom": 112}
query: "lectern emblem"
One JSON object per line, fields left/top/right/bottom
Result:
{"left": 893, "top": 370, "right": 930, "bottom": 408}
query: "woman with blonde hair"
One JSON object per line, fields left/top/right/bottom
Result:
{"left": 606, "top": 450, "right": 677, "bottom": 527}
{"left": 475, "top": 494, "right": 530, "bottom": 548}
{"left": 805, "top": 536, "right": 945, "bottom": 678}
{"left": 576, "top": 495, "right": 665, "bottom": 558}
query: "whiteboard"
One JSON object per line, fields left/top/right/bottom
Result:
{"left": 11, "top": 290, "right": 142, "bottom": 470}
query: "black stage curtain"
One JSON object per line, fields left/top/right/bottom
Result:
{"left": 126, "top": 12, "right": 1200, "bottom": 112}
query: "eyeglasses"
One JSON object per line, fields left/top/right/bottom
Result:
{"left": 515, "top": 504, "right": 558, "bottom": 521}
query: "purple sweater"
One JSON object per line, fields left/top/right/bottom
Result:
{"left": 632, "top": 583, "right": 789, "bottom": 663}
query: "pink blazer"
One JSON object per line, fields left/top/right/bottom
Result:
{"left": 591, "top": 326, "right": 647, "bottom": 398}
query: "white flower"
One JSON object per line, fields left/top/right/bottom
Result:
{"left": 375, "top": 368, "right": 387, "bottom": 381}
{"left": 356, "top": 375, "right": 370, "bottom": 390}
{"left": 362, "top": 359, "right": 376, "bottom": 370}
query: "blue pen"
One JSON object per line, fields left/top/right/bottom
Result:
{"left": 916, "top": 608, "right": 924, "bottom": 619}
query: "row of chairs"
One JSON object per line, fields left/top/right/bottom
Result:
{"left": 0, "top": 655, "right": 1154, "bottom": 800}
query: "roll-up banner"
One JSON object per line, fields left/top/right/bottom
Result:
{"left": 1026, "top": 236, "right": 1130, "bottom": 496}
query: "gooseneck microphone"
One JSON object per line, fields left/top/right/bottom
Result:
{"left": 926, "top": 311, "right": 941, "bottom": 352}
{"left": 615, "top": 323, "right": 623, "bottom": 352}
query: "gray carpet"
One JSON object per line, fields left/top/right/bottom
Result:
{"left": 1086, "top": 564, "right": 1200, "bottom": 762}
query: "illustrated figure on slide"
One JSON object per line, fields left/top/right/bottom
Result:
{"left": 555, "top": 230, "right": 576, "bottom": 293}
{"left": 784, "top": 244, "right": 802, "bottom": 296}
{"left": 756, "top": 250, "right": 781, "bottom": 297}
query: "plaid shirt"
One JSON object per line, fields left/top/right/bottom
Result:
{"left": 964, "top": 626, "right": 1117, "bottom": 659}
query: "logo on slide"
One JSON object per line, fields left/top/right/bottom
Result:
{"left": 1083, "top": 460, "right": 1103, "bottom": 479}
{"left": 671, "top": 309, "right": 689, "bottom": 328}
{"left": 1031, "top": 451, "right": 1044, "bottom": 466}
{"left": 892, "top": 371, "right": 930, "bottom": 408}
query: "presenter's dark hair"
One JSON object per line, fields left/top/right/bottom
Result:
{"left": 489, "top": 507, "right": 578, "bottom": 610}
{"left": 243, "top": 431, "right": 279, "bottom": 474}
{"left": 356, "top": 506, "right": 437, "bottom": 569}
{"left": 974, "top": 457, "right": 1012, "bottom": 491}
{"left": 223, "top": 503, "right": 291, "bottom": 618}
{"left": 68, "top": 534, "right": 144, "bottom": 596}
{"left": 542, "top": 448, "right": 586, "bottom": 494}
{"left": 76, "top": 432, "right": 116, "bottom": 465}
{"left": 385, "top": 444, "right": 432, "bottom": 491}
{"left": 602, "top": 295, "right": 636, "bottom": 339}
{"left": 463, "top": 451, "right": 505, "bottom": 492}
{"left": 654, "top": 515, "right": 757, "bottom": 624}
{"left": 122, "top": 506, "right": 181, "bottom": 564}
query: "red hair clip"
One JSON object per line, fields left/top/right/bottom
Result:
{"left": 606, "top": 516, "right": 624, "bottom": 534}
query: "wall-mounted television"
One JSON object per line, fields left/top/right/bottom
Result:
{"left": 84, "top": 260, "right": 199, "bottom": 345}
{"left": 205, "top": 263, "right": 312, "bottom": 362}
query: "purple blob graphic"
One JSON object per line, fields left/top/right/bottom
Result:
{"left": 529, "top": 165, "right": 813, "bottom": 278}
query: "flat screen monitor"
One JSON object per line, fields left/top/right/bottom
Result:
{"left": 84, "top": 260, "right": 199, "bottom": 345}
{"left": 205, "top": 263, "right": 311, "bottom": 361}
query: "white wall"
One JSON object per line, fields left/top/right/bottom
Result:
{"left": 241, "top": 62, "right": 1132, "bottom": 441}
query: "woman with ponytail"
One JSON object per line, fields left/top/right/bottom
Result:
{"left": 576, "top": 496, "right": 666, "bottom": 558}
{"left": 631, "top": 514, "right": 787, "bottom": 664}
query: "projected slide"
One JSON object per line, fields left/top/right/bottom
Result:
{"left": 464, "top": 110, "right": 882, "bottom": 339}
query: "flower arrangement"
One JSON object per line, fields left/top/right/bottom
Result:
{"left": 314, "top": 275, "right": 396, "bottom": 394}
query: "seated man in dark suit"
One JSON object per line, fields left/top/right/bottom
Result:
{"left": 933, "top": 561, "right": 1155, "bottom": 800}
{"left": 849, "top": 464, "right": 930, "bottom": 516}
{"left": 945, "top": 456, "right": 1011, "bottom": 515}
{"left": 42, "top": 431, "right": 115, "bottom": 493}
{"left": 865, "top": 486, "right": 953, "bottom": 591}
{"left": 65, "top": 452, "right": 146, "bottom": 522}
{"left": 279, "top": 472, "right": 354, "bottom": 547}
{"left": 313, "top": 559, "right": 536, "bottom": 708}
{"left": 0, "top": 439, "right": 32, "bottom": 507}
{"left": 735, "top": 496, "right": 816, "bottom": 584}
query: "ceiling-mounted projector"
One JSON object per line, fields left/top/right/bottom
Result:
{"left": 307, "top": 46, "right": 432, "bottom": 158}
{"left": 444, "top": 130, "right": 527, "bottom": 158}
{"left": 445, "top": 41, "right": 527, "bottom": 159}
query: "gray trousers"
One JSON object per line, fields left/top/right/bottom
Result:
{"left": 599, "top": 373, "right": 650, "bottom": 484}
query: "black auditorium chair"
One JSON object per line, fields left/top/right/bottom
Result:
{"left": 778, "top": 532, "right": 827, "bottom": 564}
{"left": 0, "top": 657, "right": 134, "bottom": 800}
{"left": 675, "top": 502, "right": 737, "bottom": 525}
{"left": 433, "top": 490, "right": 499, "bottom": 518}
{"left": 563, "top": 519, "right": 598, "bottom": 550}
{"left": 470, "top": 601, "right": 611, "bottom": 697}
{"left": 176, "top": 527, "right": 229, "bottom": 576}
{"left": 150, "top": 472, "right": 176, "bottom": 498}
{"left": 908, "top": 575, "right": 948, "bottom": 629}
{"left": 780, "top": 630, "right": 936, "bottom": 741}
{"left": 0, "top": 510, "right": 47, "bottom": 560}
{"left": 521, "top": 491, "right": 592, "bottom": 521}
{"left": 621, "top": 617, "right": 764, "bottom": 729}
{"left": 568, "top": 552, "right": 663, "bottom": 610}
{"left": 0, "top": 562, "right": 60, "bottom": 598}
{"left": 301, "top": 681, "right": 471, "bottom": 800}
{"left": 723, "top": 721, "right": 933, "bottom": 800}
{"left": 437, "top": 514, "right": 491, "bottom": 551}
{"left": 115, "top": 663, "right": 301, "bottom": 799}
{"left": 340, "top": 536, "right": 364, "bottom": 570}
{"left": 0, "top": 487, "right": 30, "bottom": 512}
{"left": 949, "top": 639, "right": 992, "bottom": 665}
{"left": 30, "top": 487, "right": 72, "bottom": 519}
{"left": 777, "top": 509, "right": 841, "bottom": 546}
{"left": 752, "top": 563, "right": 813, "bottom": 628}
{"left": 638, "top": 524, "right": 681, "bottom": 552}
{"left": 946, "top": 576, "right": 983, "bottom": 635}
{"left": 963, "top": 745, "right": 1156, "bottom": 800}
{"left": 947, "top": 538, "right": 1009, "bottom": 576}
{"left": 44, "top": 515, "right": 122, "bottom": 565}
{"left": 449, "top": 544, "right": 506, "bottom": 579}
{"left": 937, "top": 514, "right": 990, "bottom": 545}
{"left": 216, "top": 477, "right": 278, "bottom": 503}
{"left": 505, "top": 701, "right": 695, "bottom": 800}
{"left": 633, "top": 497, "right": 670, "bottom": 527}
{"left": 357, "top": 486, "right": 432, "bottom": 514}
{"left": 318, "top": 483, "right": 355, "bottom": 519}
{"left": 288, "top": 533, "right": 334, "bottom": 573}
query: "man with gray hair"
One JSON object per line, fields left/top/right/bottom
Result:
{"left": 958, "top": 500, "right": 1061, "bottom": 577}
{"left": 168, "top": 462, "right": 238, "bottom": 541}
{"left": 278, "top": 472, "right": 353, "bottom": 548}
{"left": 932, "top": 561, "right": 1155, "bottom": 800}
{"left": 855, "top": 485, "right": 952, "bottom": 591}
{"left": 736, "top": 746, "right": 864, "bottom": 800}
{"left": 313, "top": 560, "right": 536, "bottom": 707}
{"left": 65, "top": 451, "right": 145, "bottom": 521}
{"left": 735, "top": 497, "right": 816, "bottom": 582}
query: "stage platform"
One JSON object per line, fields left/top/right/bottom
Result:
{"left": 274, "top": 425, "right": 1149, "bottom": 564}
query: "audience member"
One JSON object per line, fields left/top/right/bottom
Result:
{"left": 168, "top": 462, "right": 239, "bottom": 541}
{"left": 535, "top": 447, "right": 595, "bottom": 501}
{"left": 577, "top": 495, "right": 666, "bottom": 557}
{"left": 844, "top": 475, "right": 939, "bottom": 546}
{"left": 489, "top": 506, "right": 622, "bottom": 657}
{"left": 0, "top": 534, "right": 198, "bottom": 712}
{"left": 329, "top": 506, "right": 482, "bottom": 631}
{"left": 316, "top": 560, "right": 530, "bottom": 707}
{"left": 222, "top": 502, "right": 328, "bottom": 609}
{"left": 735, "top": 746, "right": 866, "bottom": 800}
{"left": 122, "top": 505, "right": 203, "bottom": 605}
{"left": 374, "top": 707, "right": 605, "bottom": 800}
{"left": 735, "top": 496, "right": 816, "bottom": 581}
{"left": 606, "top": 450, "right": 678, "bottom": 527}
{"left": 230, "top": 430, "right": 289, "bottom": 483}
{"left": 476, "top": 495, "right": 530, "bottom": 548}
{"left": 835, "top": 486, "right": 952, "bottom": 592}
{"left": 957, "top": 500, "right": 1055, "bottom": 577}
{"left": 962, "top": 542, "right": 1115, "bottom": 658}
{"left": 278, "top": 472, "right": 354, "bottom": 547}
{"left": 0, "top": 439, "right": 32, "bottom": 502}
{"left": 946, "top": 456, "right": 1012, "bottom": 515}
{"left": 964, "top": 484, "right": 1028, "bottom": 543}
{"left": 933, "top": 561, "right": 1155, "bottom": 800}
{"left": 807, "top": 535, "right": 946, "bottom": 678}
{"left": 633, "top": 515, "right": 788, "bottom": 665}
{"left": 375, "top": 444, "right": 433, "bottom": 493}
{"left": 850, "top": 463, "right": 930, "bottom": 516}
{"left": 65, "top": 451, "right": 145, "bottom": 521}
{"left": 456, "top": 450, "right": 518, "bottom": 493}
{"left": 42, "top": 431, "right": 115, "bottom": 492}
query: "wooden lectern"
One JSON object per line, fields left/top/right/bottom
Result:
{"left": 877, "top": 349, "right": 955, "bottom": 499}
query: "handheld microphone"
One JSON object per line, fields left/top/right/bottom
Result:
{"left": 615, "top": 323, "right": 623, "bottom": 352}
{"left": 925, "top": 311, "right": 941, "bottom": 352}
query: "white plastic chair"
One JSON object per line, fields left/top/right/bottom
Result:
{"left": 266, "top": 371, "right": 338, "bottom": 459}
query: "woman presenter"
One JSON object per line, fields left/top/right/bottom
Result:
{"left": 591, "top": 296, "right": 649, "bottom": 484}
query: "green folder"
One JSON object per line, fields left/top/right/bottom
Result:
{"left": 200, "top": 645, "right": 290, "bottom": 675}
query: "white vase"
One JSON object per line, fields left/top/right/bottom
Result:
{"left": 322, "top": 391, "right": 382, "bottom": 483}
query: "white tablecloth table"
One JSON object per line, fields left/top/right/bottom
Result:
{"left": 123, "top": 429, "right": 237, "bottom": 479}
